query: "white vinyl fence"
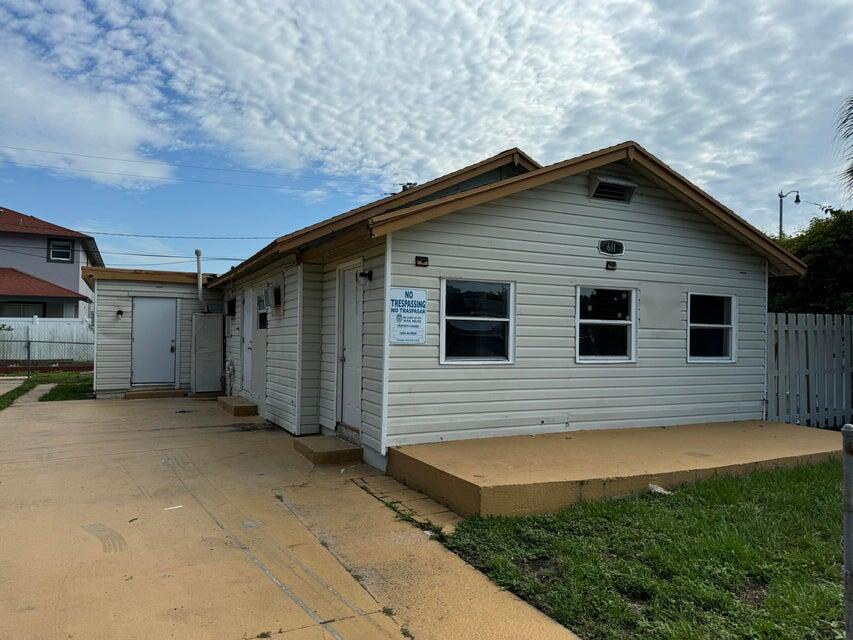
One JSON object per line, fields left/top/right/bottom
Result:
{"left": 0, "top": 317, "right": 94, "bottom": 364}
{"left": 767, "top": 313, "right": 853, "bottom": 428}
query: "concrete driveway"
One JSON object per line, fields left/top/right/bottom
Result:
{"left": 0, "top": 398, "right": 574, "bottom": 640}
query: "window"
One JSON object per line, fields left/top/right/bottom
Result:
{"left": 273, "top": 285, "right": 282, "bottom": 307}
{"left": 48, "top": 239, "right": 73, "bottom": 262}
{"left": 226, "top": 298, "right": 236, "bottom": 317}
{"left": 576, "top": 286, "right": 636, "bottom": 362}
{"left": 257, "top": 294, "right": 268, "bottom": 330}
{"left": 441, "top": 279, "right": 514, "bottom": 363}
{"left": 0, "top": 301, "right": 46, "bottom": 317}
{"left": 688, "top": 294, "right": 735, "bottom": 361}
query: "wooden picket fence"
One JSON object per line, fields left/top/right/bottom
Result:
{"left": 767, "top": 313, "right": 853, "bottom": 427}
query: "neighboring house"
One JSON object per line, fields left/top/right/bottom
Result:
{"left": 0, "top": 206, "right": 104, "bottom": 318}
{"left": 87, "top": 142, "right": 805, "bottom": 471}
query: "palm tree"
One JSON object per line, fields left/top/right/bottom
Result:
{"left": 838, "top": 95, "right": 853, "bottom": 197}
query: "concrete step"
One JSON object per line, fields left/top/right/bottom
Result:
{"left": 294, "top": 435, "right": 362, "bottom": 465}
{"left": 216, "top": 395, "right": 258, "bottom": 416}
{"left": 125, "top": 388, "right": 187, "bottom": 400}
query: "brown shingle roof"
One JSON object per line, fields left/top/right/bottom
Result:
{"left": 0, "top": 268, "right": 88, "bottom": 300}
{"left": 0, "top": 206, "right": 104, "bottom": 266}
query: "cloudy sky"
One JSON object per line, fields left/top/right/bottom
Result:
{"left": 1, "top": 0, "right": 851, "bottom": 271}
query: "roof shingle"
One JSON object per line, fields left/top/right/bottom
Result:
{"left": 0, "top": 268, "right": 88, "bottom": 300}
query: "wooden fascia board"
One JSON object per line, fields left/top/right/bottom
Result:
{"left": 296, "top": 225, "right": 373, "bottom": 262}
{"left": 369, "top": 148, "right": 630, "bottom": 237}
{"left": 82, "top": 271, "right": 206, "bottom": 285}
{"left": 209, "top": 150, "right": 537, "bottom": 286}
{"left": 629, "top": 154, "right": 806, "bottom": 276}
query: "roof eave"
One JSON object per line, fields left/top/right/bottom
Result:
{"left": 206, "top": 146, "right": 540, "bottom": 287}
{"left": 367, "top": 141, "right": 806, "bottom": 277}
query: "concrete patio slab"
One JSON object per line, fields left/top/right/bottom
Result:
{"left": 0, "top": 397, "right": 575, "bottom": 639}
{"left": 388, "top": 420, "right": 842, "bottom": 517}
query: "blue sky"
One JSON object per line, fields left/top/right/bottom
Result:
{"left": 1, "top": 0, "right": 851, "bottom": 274}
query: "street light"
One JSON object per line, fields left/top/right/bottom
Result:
{"left": 778, "top": 189, "right": 800, "bottom": 239}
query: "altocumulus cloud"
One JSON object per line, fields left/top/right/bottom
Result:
{"left": 0, "top": 0, "right": 851, "bottom": 230}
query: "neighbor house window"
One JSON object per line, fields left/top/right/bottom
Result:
{"left": 440, "top": 279, "right": 514, "bottom": 363}
{"left": 688, "top": 294, "right": 735, "bottom": 361}
{"left": 0, "top": 301, "right": 46, "bottom": 317}
{"left": 576, "top": 286, "right": 636, "bottom": 362}
{"left": 48, "top": 239, "right": 73, "bottom": 262}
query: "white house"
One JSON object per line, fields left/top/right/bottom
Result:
{"left": 205, "top": 142, "right": 805, "bottom": 469}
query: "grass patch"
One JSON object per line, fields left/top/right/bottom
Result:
{"left": 445, "top": 461, "right": 843, "bottom": 640}
{"left": 0, "top": 371, "right": 93, "bottom": 410}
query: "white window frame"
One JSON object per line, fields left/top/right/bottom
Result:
{"left": 48, "top": 238, "right": 73, "bottom": 262}
{"left": 439, "top": 277, "right": 515, "bottom": 365}
{"left": 575, "top": 286, "right": 637, "bottom": 364}
{"left": 687, "top": 293, "right": 737, "bottom": 363}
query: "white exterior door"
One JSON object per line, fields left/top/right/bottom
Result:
{"left": 242, "top": 288, "right": 253, "bottom": 391}
{"left": 250, "top": 292, "right": 267, "bottom": 406}
{"left": 131, "top": 297, "right": 177, "bottom": 385}
{"left": 339, "top": 266, "right": 362, "bottom": 428}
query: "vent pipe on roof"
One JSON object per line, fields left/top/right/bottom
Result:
{"left": 195, "top": 249, "right": 203, "bottom": 305}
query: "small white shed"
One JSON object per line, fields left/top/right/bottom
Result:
{"left": 83, "top": 268, "right": 223, "bottom": 398}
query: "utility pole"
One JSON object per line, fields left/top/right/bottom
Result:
{"left": 778, "top": 189, "right": 800, "bottom": 239}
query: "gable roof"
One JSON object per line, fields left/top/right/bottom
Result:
{"left": 208, "top": 147, "right": 540, "bottom": 286}
{"left": 0, "top": 268, "right": 88, "bottom": 300}
{"left": 368, "top": 141, "right": 805, "bottom": 276}
{"left": 0, "top": 206, "right": 105, "bottom": 267}
{"left": 210, "top": 141, "right": 805, "bottom": 285}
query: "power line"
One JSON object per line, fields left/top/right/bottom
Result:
{"left": 0, "top": 244, "right": 244, "bottom": 261}
{"left": 79, "top": 230, "right": 278, "bottom": 240}
{"left": 0, "top": 216, "right": 279, "bottom": 240}
{"left": 0, "top": 142, "right": 375, "bottom": 185}
{"left": 0, "top": 158, "right": 381, "bottom": 195}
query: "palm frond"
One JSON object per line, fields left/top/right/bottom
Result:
{"left": 837, "top": 95, "right": 853, "bottom": 197}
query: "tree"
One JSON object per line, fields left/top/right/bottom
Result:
{"left": 768, "top": 207, "right": 853, "bottom": 313}
{"left": 838, "top": 96, "right": 853, "bottom": 197}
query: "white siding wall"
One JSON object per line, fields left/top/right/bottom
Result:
{"left": 93, "top": 280, "right": 222, "bottom": 395}
{"left": 299, "top": 262, "right": 323, "bottom": 433}
{"left": 317, "top": 239, "right": 386, "bottom": 454}
{"left": 265, "top": 266, "right": 299, "bottom": 429}
{"left": 386, "top": 164, "right": 767, "bottom": 446}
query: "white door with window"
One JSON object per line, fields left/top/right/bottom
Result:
{"left": 338, "top": 266, "right": 362, "bottom": 428}
{"left": 242, "top": 288, "right": 253, "bottom": 392}
{"left": 251, "top": 292, "right": 268, "bottom": 406}
{"left": 131, "top": 297, "right": 177, "bottom": 385}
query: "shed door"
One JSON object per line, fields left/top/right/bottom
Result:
{"left": 338, "top": 266, "right": 362, "bottom": 428}
{"left": 131, "top": 297, "right": 177, "bottom": 385}
{"left": 242, "top": 288, "right": 253, "bottom": 391}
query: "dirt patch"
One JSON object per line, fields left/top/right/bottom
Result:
{"left": 737, "top": 581, "right": 769, "bottom": 606}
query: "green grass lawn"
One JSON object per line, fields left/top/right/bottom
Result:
{"left": 445, "top": 461, "right": 843, "bottom": 640}
{"left": 0, "top": 371, "right": 93, "bottom": 410}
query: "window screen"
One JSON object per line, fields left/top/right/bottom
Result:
{"left": 576, "top": 287, "right": 635, "bottom": 361}
{"left": 443, "top": 280, "right": 512, "bottom": 361}
{"left": 688, "top": 294, "right": 734, "bottom": 360}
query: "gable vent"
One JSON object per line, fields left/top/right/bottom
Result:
{"left": 588, "top": 175, "right": 638, "bottom": 203}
